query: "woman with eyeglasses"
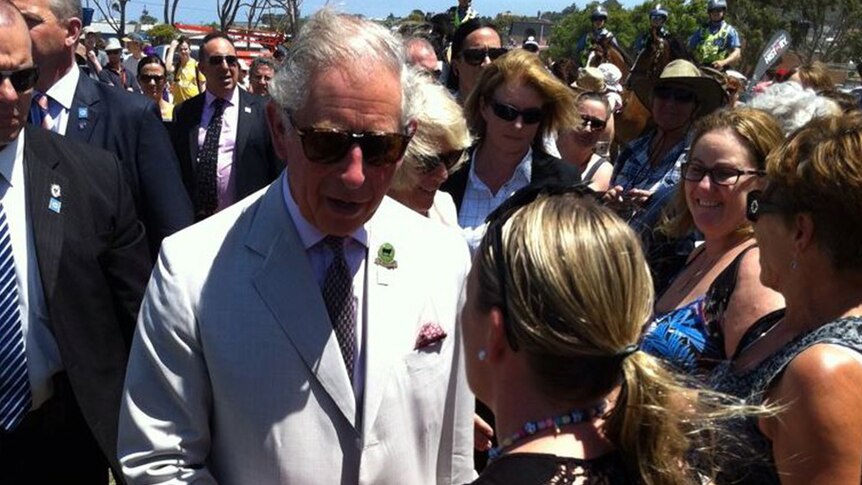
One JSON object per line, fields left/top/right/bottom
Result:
{"left": 388, "top": 70, "right": 472, "bottom": 226}
{"left": 640, "top": 108, "right": 785, "bottom": 375}
{"left": 440, "top": 48, "right": 581, "bottom": 253}
{"left": 462, "top": 186, "right": 768, "bottom": 484}
{"left": 553, "top": 92, "right": 614, "bottom": 191}
{"left": 705, "top": 112, "right": 862, "bottom": 484}
{"left": 447, "top": 19, "right": 505, "bottom": 103}
{"left": 137, "top": 55, "right": 174, "bottom": 122}
{"left": 166, "top": 36, "right": 205, "bottom": 104}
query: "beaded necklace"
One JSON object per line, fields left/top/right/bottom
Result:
{"left": 488, "top": 401, "right": 608, "bottom": 461}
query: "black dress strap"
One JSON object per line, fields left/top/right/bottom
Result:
{"left": 704, "top": 243, "right": 758, "bottom": 322}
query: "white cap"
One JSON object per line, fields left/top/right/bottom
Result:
{"left": 104, "top": 37, "right": 122, "bottom": 51}
{"left": 597, "top": 63, "right": 623, "bottom": 93}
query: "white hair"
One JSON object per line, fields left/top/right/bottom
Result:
{"left": 269, "top": 8, "right": 410, "bottom": 124}
{"left": 745, "top": 81, "right": 841, "bottom": 135}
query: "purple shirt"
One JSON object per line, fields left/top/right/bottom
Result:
{"left": 198, "top": 89, "right": 239, "bottom": 212}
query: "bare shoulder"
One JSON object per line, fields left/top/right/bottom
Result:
{"left": 778, "top": 343, "right": 862, "bottom": 399}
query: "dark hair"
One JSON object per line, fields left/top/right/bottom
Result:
{"left": 137, "top": 54, "right": 166, "bottom": 76}
{"left": 250, "top": 56, "right": 276, "bottom": 74}
{"left": 200, "top": 31, "right": 234, "bottom": 64}
{"left": 446, "top": 18, "right": 500, "bottom": 91}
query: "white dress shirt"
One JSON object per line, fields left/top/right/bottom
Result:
{"left": 0, "top": 131, "right": 61, "bottom": 410}
{"left": 31, "top": 65, "right": 80, "bottom": 136}
{"left": 197, "top": 88, "right": 240, "bottom": 212}
{"left": 281, "top": 173, "right": 369, "bottom": 401}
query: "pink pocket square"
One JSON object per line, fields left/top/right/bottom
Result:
{"left": 414, "top": 322, "right": 447, "bottom": 350}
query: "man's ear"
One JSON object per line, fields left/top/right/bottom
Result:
{"left": 66, "top": 17, "right": 82, "bottom": 48}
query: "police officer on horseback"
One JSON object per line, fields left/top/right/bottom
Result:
{"left": 688, "top": 0, "right": 741, "bottom": 70}
{"left": 635, "top": 5, "right": 671, "bottom": 56}
{"left": 576, "top": 7, "right": 622, "bottom": 67}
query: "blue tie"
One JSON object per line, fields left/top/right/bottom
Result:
{"left": 0, "top": 202, "right": 29, "bottom": 431}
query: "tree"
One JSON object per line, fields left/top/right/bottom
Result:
{"left": 93, "top": 0, "right": 129, "bottom": 36}
{"left": 147, "top": 23, "right": 177, "bottom": 44}
{"left": 140, "top": 7, "right": 158, "bottom": 25}
{"left": 164, "top": 0, "right": 181, "bottom": 25}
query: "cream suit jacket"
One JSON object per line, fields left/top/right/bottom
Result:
{"left": 118, "top": 178, "right": 475, "bottom": 484}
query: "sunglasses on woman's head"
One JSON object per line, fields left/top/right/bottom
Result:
{"left": 416, "top": 149, "right": 466, "bottom": 173}
{"left": 746, "top": 190, "right": 790, "bottom": 222}
{"left": 461, "top": 47, "right": 507, "bottom": 66}
{"left": 0, "top": 66, "right": 39, "bottom": 93}
{"left": 489, "top": 100, "right": 544, "bottom": 124}
{"left": 653, "top": 85, "right": 696, "bottom": 103}
{"left": 288, "top": 114, "right": 412, "bottom": 167}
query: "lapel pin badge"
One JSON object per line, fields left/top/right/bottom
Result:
{"left": 244, "top": 106, "right": 252, "bottom": 114}
{"left": 48, "top": 198, "right": 61, "bottom": 214}
{"left": 50, "top": 183, "right": 61, "bottom": 198}
{"left": 374, "top": 243, "right": 398, "bottom": 269}
{"left": 77, "top": 106, "right": 88, "bottom": 119}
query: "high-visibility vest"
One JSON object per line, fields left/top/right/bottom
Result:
{"left": 693, "top": 22, "right": 731, "bottom": 65}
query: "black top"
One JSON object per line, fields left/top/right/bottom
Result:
{"left": 467, "top": 452, "right": 633, "bottom": 485}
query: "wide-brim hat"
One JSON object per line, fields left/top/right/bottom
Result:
{"left": 633, "top": 59, "right": 726, "bottom": 119}
{"left": 104, "top": 37, "right": 122, "bottom": 52}
{"left": 570, "top": 67, "right": 606, "bottom": 93}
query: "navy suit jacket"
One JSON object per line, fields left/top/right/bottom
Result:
{"left": 65, "top": 73, "right": 194, "bottom": 255}
{"left": 171, "top": 89, "right": 282, "bottom": 219}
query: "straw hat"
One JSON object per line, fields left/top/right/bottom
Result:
{"left": 633, "top": 59, "right": 726, "bottom": 118}
{"left": 570, "top": 67, "right": 606, "bottom": 93}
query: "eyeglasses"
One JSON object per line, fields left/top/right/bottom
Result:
{"left": 0, "top": 66, "right": 39, "bottom": 93}
{"left": 489, "top": 100, "right": 544, "bottom": 124}
{"left": 483, "top": 182, "right": 598, "bottom": 351}
{"left": 580, "top": 114, "right": 606, "bottom": 131}
{"left": 653, "top": 85, "right": 696, "bottom": 103}
{"left": 681, "top": 162, "right": 764, "bottom": 186}
{"left": 208, "top": 55, "right": 238, "bottom": 67}
{"left": 139, "top": 74, "right": 165, "bottom": 84}
{"left": 461, "top": 47, "right": 507, "bottom": 66}
{"left": 288, "top": 114, "right": 412, "bottom": 167}
{"left": 746, "top": 190, "right": 791, "bottom": 222}
{"left": 416, "top": 149, "right": 466, "bottom": 173}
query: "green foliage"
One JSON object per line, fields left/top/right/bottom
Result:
{"left": 146, "top": 23, "right": 177, "bottom": 45}
{"left": 140, "top": 12, "right": 158, "bottom": 25}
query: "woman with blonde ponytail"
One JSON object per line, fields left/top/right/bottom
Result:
{"left": 461, "top": 184, "right": 762, "bottom": 484}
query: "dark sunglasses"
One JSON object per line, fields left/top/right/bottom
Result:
{"left": 0, "top": 66, "right": 39, "bottom": 93}
{"left": 489, "top": 100, "right": 544, "bottom": 124}
{"left": 653, "top": 85, "right": 696, "bottom": 103}
{"left": 208, "top": 55, "right": 238, "bottom": 67}
{"left": 484, "top": 181, "right": 597, "bottom": 351}
{"left": 416, "top": 149, "right": 465, "bottom": 173}
{"left": 746, "top": 190, "right": 790, "bottom": 222}
{"left": 461, "top": 47, "right": 508, "bottom": 66}
{"left": 106, "top": 50, "right": 122, "bottom": 55}
{"left": 681, "top": 162, "right": 764, "bottom": 187}
{"left": 580, "top": 114, "right": 606, "bottom": 131}
{"left": 139, "top": 74, "right": 165, "bottom": 84}
{"left": 288, "top": 114, "right": 412, "bottom": 167}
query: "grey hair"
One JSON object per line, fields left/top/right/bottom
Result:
{"left": 404, "top": 36, "right": 436, "bottom": 64}
{"left": 269, "top": 8, "right": 410, "bottom": 124}
{"left": 250, "top": 56, "right": 276, "bottom": 74}
{"left": 745, "top": 81, "right": 841, "bottom": 136}
{"left": 391, "top": 68, "right": 473, "bottom": 191}
{"left": 49, "top": 0, "right": 82, "bottom": 22}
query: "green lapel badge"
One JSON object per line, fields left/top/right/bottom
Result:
{"left": 374, "top": 243, "right": 398, "bottom": 269}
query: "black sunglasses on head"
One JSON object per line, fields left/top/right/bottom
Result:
{"left": 288, "top": 114, "right": 412, "bottom": 167}
{"left": 0, "top": 66, "right": 39, "bottom": 93}
{"left": 489, "top": 100, "right": 544, "bottom": 124}
{"left": 416, "top": 149, "right": 466, "bottom": 173}
{"left": 580, "top": 114, "right": 606, "bottom": 131}
{"left": 461, "top": 47, "right": 507, "bottom": 66}
{"left": 653, "top": 85, "right": 696, "bottom": 103}
{"left": 746, "top": 190, "right": 790, "bottom": 222}
{"left": 208, "top": 55, "right": 238, "bottom": 67}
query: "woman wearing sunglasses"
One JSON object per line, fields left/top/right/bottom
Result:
{"left": 641, "top": 108, "right": 785, "bottom": 376}
{"left": 440, "top": 49, "right": 581, "bottom": 252}
{"left": 705, "top": 113, "right": 862, "bottom": 484}
{"left": 553, "top": 92, "right": 614, "bottom": 191}
{"left": 462, "top": 186, "right": 766, "bottom": 484}
{"left": 388, "top": 71, "right": 472, "bottom": 226}
{"left": 137, "top": 55, "right": 173, "bottom": 122}
{"left": 447, "top": 19, "right": 505, "bottom": 103}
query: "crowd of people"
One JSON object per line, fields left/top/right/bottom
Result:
{"left": 0, "top": 0, "right": 861, "bottom": 483}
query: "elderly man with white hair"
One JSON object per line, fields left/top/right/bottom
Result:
{"left": 118, "top": 8, "right": 474, "bottom": 485}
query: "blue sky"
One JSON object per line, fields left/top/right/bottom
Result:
{"left": 116, "top": 0, "right": 643, "bottom": 25}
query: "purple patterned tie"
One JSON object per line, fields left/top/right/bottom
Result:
{"left": 322, "top": 236, "right": 357, "bottom": 382}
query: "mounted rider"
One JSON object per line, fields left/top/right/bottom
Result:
{"left": 688, "top": 0, "right": 741, "bottom": 70}
{"left": 634, "top": 5, "right": 671, "bottom": 56}
{"left": 447, "top": 0, "right": 478, "bottom": 30}
{"left": 576, "top": 7, "right": 622, "bottom": 67}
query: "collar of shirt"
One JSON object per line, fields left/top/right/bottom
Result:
{"left": 42, "top": 64, "right": 80, "bottom": 112}
{"left": 466, "top": 145, "right": 533, "bottom": 195}
{"left": 280, "top": 172, "right": 369, "bottom": 251}
{"left": 205, "top": 87, "right": 239, "bottom": 109}
{"left": 0, "top": 130, "right": 23, "bottom": 188}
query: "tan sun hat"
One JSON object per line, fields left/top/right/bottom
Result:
{"left": 633, "top": 59, "right": 726, "bottom": 118}
{"left": 570, "top": 67, "right": 606, "bottom": 93}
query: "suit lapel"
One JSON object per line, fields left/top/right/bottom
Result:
{"left": 67, "top": 77, "right": 101, "bottom": 142}
{"left": 23, "top": 129, "right": 66, "bottom": 301}
{"left": 234, "top": 91, "right": 253, "bottom": 167}
{"left": 187, "top": 96, "right": 205, "bottom": 165}
{"left": 249, "top": 181, "right": 358, "bottom": 430}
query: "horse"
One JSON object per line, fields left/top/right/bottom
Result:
{"left": 585, "top": 36, "right": 632, "bottom": 82}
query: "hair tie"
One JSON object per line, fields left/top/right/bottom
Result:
{"left": 614, "top": 343, "right": 639, "bottom": 359}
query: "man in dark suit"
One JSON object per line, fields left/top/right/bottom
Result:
{"left": 14, "top": 0, "right": 193, "bottom": 255}
{"left": 0, "top": 4, "right": 151, "bottom": 483}
{"left": 171, "top": 31, "right": 281, "bottom": 221}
